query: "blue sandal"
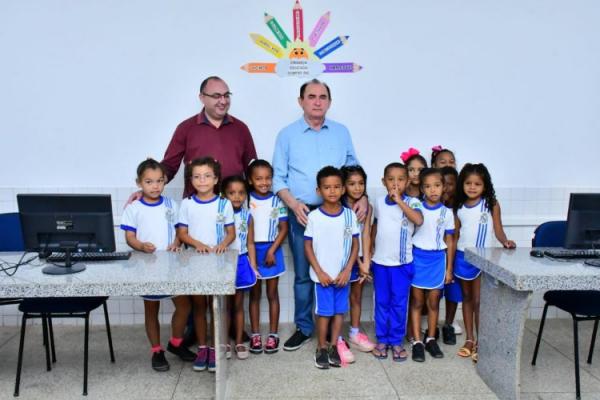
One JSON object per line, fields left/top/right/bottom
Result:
{"left": 392, "top": 345, "right": 408, "bottom": 362}
{"left": 372, "top": 343, "right": 388, "bottom": 359}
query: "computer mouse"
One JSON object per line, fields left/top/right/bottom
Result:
{"left": 530, "top": 249, "right": 544, "bottom": 258}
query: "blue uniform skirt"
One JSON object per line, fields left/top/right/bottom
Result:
{"left": 236, "top": 254, "right": 257, "bottom": 290}
{"left": 453, "top": 250, "right": 481, "bottom": 281}
{"left": 255, "top": 242, "right": 286, "bottom": 279}
{"left": 412, "top": 247, "right": 446, "bottom": 290}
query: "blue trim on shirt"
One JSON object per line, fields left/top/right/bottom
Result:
{"left": 318, "top": 206, "right": 344, "bottom": 218}
{"left": 304, "top": 235, "right": 313, "bottom": 240}
{"left": 352, "top": 233, "right": 359, "bottom": 238}
{"left": 193, "top": 194, "right": 219, "bottom": 204}
{"left": 421, "top": 201, "right": 443, "bottom": 211}
{"left": 463, "top": 198, "right": 483, "bottom": 209}
{"left": 250, "top": 191, "right": 274, "bottom": 200}
{"left": 279, "top": 216, "right": 289, "bottom": 221}
{"left": 139, "top": 196, "right": 164, "bottom": 207}
{"left": 384, "top": 196, "right": 396, "bottom": 205}
{"left": 175, "top": 223, "right": 188, "bottom": 228}
{"left": 224, "top": 222, "right": 234, "bottom": 227}
{"left": 120, "top": 224, "right": 136, "bottom": 232}
{"left": 445, "top": 229, "right": 455, "bottom": 235}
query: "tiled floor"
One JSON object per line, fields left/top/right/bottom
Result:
{"left": 0, "top": 319, "right": 598, "bottom": 399}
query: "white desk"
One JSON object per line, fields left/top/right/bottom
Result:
{"left": 465, "top": 247, "right": 600, "bottom": 400}
{"left": 0, "top": 250, "right": 237, "bottom": 400}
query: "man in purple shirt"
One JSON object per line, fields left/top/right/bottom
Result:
{"left": 162, "top": 76, "right": 257, "bottom": 197}
{"left": 150, "top": 76, "right": 257, "bottom": 354}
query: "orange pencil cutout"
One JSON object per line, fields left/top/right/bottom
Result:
{"left": 240, "top": 63, "right": 277, "bottom": 73}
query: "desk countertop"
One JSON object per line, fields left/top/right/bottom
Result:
{"left": 0, "top": 250, "right": 237, "bottom": 297}
{"left": 465, "top": 247, "right": 600, "bottom": 291}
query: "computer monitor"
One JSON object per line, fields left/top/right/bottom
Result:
{"left": 17, "top": 194, "right": 116, "bottom": 275}
{"left": 564, "top": 193, "right": 600, "bottom": 249}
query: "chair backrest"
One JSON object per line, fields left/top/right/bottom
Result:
{"left": 532, "top": 220, "right": 567, "bottom": 248}
{"left": 0, "top": 212, "right": 25, "bottom": 252}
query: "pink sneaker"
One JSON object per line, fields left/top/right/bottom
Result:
{"left": 349, "top": 331, "right": 375, "bottom": 352}
{"left": 336, "top": 337, "right": 355, "bottom": 364}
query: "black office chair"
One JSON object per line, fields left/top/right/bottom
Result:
{"left": 531, "top": 220, "right": 599, "bottom": 399}
{"left": 1, "top": 213, "right": 116, "bottom": 396}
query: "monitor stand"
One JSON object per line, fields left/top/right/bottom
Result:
{"left": 42, "top": 242, "right": 86, "bottom": 275}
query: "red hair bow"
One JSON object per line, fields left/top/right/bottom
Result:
{"left": 400, "top": 147, "right": 420, "bottom": 163}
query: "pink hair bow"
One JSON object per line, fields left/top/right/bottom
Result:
{"left": 400, "top": 147, "right": 420, "bottom": 163}
{"left": 431, "top": 145, "right": 443, "bottom": 153}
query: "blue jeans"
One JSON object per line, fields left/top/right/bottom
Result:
{"left": 287, "top": 212, "right": 314, "bottom": 336}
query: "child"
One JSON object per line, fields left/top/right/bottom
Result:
{"left": 371, "top": 162, "right": 423, "bottom": 361}
{"left": 120, "top": 158, "right": 194, "bottom": 372}
{"left": 222, "top": 175, "right": 259, "bottom": 360}
{"left": 246, "top": 159, "right": 288, "bottom": 354}
{"left": 439, "top": 166, "right": 462, "bottom": 344}
{"left": 340, "top": 165, "right": 375, "bottom": 352}
{"left": 453, "top": 163, "right": 516, "bottom": 362}
{"left": 304, "top": 166, "right": 359, "bottom": 369}
{"left": 401, "top": 148, "right": 428, "bottom": 199}
{"left": 409, "top": 168, "right": 455, "bottom": 362}
{"left": 176, "top": 157, "right": 236, "bottom": 372}
{"left": 431, "top": 145, "right": 456, "bottom": 169}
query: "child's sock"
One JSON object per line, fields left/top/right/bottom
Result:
{"left": 169, "top": 337, "right": 183, "bottom": 347}
{"left": 268, "top": 332, "right": 278, "bottom": 337}
{"left": 151, "top": 345, "right": 163, "bottom": 353}
{"left": 349, "top": 327, "right": 359, "bottom": 336}
{"left": 425, "top": 336, "right": 435, "bottom": 343}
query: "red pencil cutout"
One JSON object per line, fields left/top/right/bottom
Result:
{"left": 293, "top": 0, "right": 304, "bottom": 42}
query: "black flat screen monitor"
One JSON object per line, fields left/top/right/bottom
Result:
{"left": 564, "top": 193, "right": 600, "bottom": 249}
{"left": 17, "top": 194, "right": 115, "bottom": 275}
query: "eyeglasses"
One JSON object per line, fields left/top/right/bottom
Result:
{"left": 201, "top": 92, "right": 232, "bottom": 100}
{"left": 192, "top": 174, "right": 216, "bottom": 181}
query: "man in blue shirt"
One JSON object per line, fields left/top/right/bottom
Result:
{"left": 273, "top": 79, "right": 367, "bottom": 351}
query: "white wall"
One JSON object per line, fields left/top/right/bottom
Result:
{"left": 1, "top": 0, "right": 600, "bottom": 188}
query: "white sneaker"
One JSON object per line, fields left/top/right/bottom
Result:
{"left": 452, "top": 322, "right": 463, "bottom": 335}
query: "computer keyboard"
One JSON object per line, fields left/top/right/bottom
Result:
{"left": 543, "top": 249, "right": 600, "bottom": 259}
{"left": 46, "top": 251, "right": 132, "bottom": 262}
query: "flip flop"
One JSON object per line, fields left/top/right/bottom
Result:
{"left": 372, "top": 343, "right": 388, "bottom": 359}
{"left": 391, "top": 345, "right": 408, "bottom": 362}
{"left": 457, "top": 339, "right": 476, "bottom": 358}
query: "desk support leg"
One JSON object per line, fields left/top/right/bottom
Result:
{"left": 213, "top": 295, "right": 229, "bottom": 400}
{"left": 477, "top": 273, "right": 531, "bottom": 400}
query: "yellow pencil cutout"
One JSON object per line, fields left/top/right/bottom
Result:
{"left": 249, "top": 33, "right": 285, "bottom": 59}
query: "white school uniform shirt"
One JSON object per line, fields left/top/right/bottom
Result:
{"left": 232, "top": 208, "right": 252, "bottom": 255}
{"left": 456, "top": 198, "right": 494, "bottom": 251}
{"left": 372, "top": 194, "right": 422, "bottom": 266}
{"left": 304, "top": 207, "right": 360, "bottom": 282}
{"left": 413, "top": 202, "right": 455, "bottom": 251}
{"left": 248, "top": 192, "right": 288, "bottom": 242}
{"left": 177, "top": 195, "right": 234, "bottom": 247}
{"left": 120, "top": 196, "right": 178, "bottom": 250}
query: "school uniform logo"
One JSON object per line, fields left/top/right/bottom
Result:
{"left": 239, "top": 220, "right": 248, "bottom": 233}
{"left": 165, "top": 208, "right": 176, "bottom": 224}
{"left": 479, "top": 213, "right": 488, "bottom": 224}
{"left": 216, "top": 213, "right": 226, "bottom": 223}
{"left": 270, "top": 207, "right": 279, "bottom": 219}
{"left": 344, "top": 226, "right": 353, "bottom": 239}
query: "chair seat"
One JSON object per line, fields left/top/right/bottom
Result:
{"left": 544, "top": 290, "right": 600, "bottom": 317}
{"left": 19, "top": 297, "right": 108, "bottom": 314}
